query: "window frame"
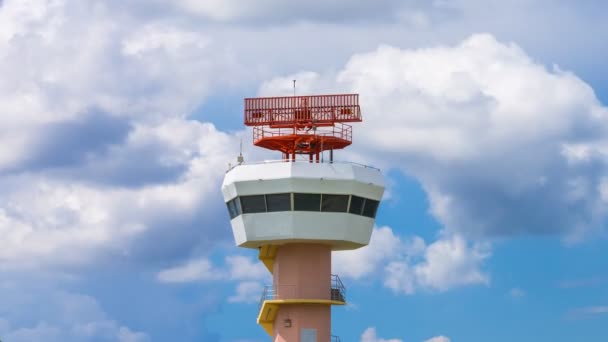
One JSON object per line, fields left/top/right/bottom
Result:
{"left": 293, "top": 193, "right": 322, "bottom": 212}
{"left": 321, "top": 194, "right": 350, "bottom": 213}
{"left": 348, "top": 195, "right": 365, "bottom": 215}
{"left": 226, "top": 199, "right": 237, "bottom": 219}
{"left": 226, "top": 193, "right": 380, "bottom": 218}
{"left": 362, "top": 199, "right": 380, "bottom": 218}
{"left": 240, "top": 194, "right": 267, "bottom": 214}
{"left": 265, "top": 193, "right": 292, "bottom": 212}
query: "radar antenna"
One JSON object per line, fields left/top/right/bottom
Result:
{"left": 244, "top": 93, "right": 361, "bottom": 162}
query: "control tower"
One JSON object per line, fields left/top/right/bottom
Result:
{"left": 222, "top": 94, "right": 384, "bottom": 341}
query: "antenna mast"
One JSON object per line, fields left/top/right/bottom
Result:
{"left": 237, "top": 138, "right": 244, "bottom": 164}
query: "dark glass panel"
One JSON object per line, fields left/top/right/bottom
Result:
{"left": 294, "top": 193, "right": 321, "bottom": 211}
{"left": 321, "top": 194, "right": 349, "bottom": 212}
{"left": 227, "top": 199, "right": 237, "bottom": 219}
{"left": 362, "top": 199, "right": 380, "bottom": 218}
{"left": 266, "top": 193, "right": 291, "bottom": 212}
{"left": 349, "top": 195, "right": 365, "bottom": 215}
{"left": 240, "top": 195, "right": 266, "bottom": 213}
{"left": 234, "top": 197, "right": 242, "bottom": 215}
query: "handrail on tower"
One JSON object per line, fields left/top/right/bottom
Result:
{"left": 258, "top": 274, "right": 347, "bottom": 311}
{"left": 244, "top": 94, "right": 362, "bottom": 162}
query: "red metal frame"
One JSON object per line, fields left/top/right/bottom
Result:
{"left": 244, "top": 94, "right": 361, "bottom": 160}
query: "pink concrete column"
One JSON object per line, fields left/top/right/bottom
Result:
{"left": 272, "top": 243, "right": 332, "bottom": 342}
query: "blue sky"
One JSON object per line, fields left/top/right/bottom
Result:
{"left": 1, "top": 1, "right": 608, "bottom": 341}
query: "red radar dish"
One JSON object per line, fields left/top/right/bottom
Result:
{"left": 244, "top": 94, "right": 362, "bottom": 161}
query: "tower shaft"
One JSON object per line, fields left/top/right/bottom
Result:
{"left": 272, "top": 244, "right": 331, "bottom": 341}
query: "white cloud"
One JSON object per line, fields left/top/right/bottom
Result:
{"left": 360, "top": 328, "right": 450, "bottom": 342}
{"left": 360, "top": 327, "right": 402, "bottom": 342}
{"left": 157, "top": 258, "right": 223, "bottom": 283}
{"left": 2, "top": 322, "right": 62, "bottom": 342}
{"left": 0, "top": 119, "right": 237, "bottom": 269}
{"left": 228, "top": 281, "right": 265, "bottom": 304}
{"left": 334, "top": 227, "right": 488, "bottom": 294}
{"left": 226, "top": 255, "right": 269, "bottom": 281}
{"left": 225, "top": 256, "right": 270, "bottom": 304}
{"left": 582, "top": 306, "right": 608, "bottom": 314}
{"left": 0, "top": 0, "right": 240, "bottom": 171}
{"left": 0, "top": 289, "right": 149, "bottom": 342}
{"left": 156, "top": 254, "right": 270, "bottom": 305}
{"left": 172, "top": 0, "right": 407, "bottom": 22}
{"left": 509, "top": 287, "right": 526, "bottom": 298}
{"left": 121, "top": 24, "right": 210, "bottom": 55}
{"left": 333, "top": 226, "right": 407, "bottom": 279}
{"left": 156, "top": 254, "right": 269, "bottom": 284}
{"left": 156, "top": 229, "right": 480, "bottom": 300}
{"left": 0, "top": 0, "right": 606, "bottom": 339}
{"left": 569, "top": 306, "right": 608, "bottom": 318}
{"left": 0, "top": 0, "right": 249, "bottom": 272}
{"left": 424, "top": 336, "right": 451, "bottom": 342}
{"left": 117, "top": 327, "right": 150, "bottom": 342}
{"left": 259, "top": 33, "right": 608, "bottom": 242}
{"left": 385, "top": 234, "right": 489, "bottom": 294}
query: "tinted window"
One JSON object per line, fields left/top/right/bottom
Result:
{"left": 349, "top": 195, "right": 365, "bottom": 215}
{"left": 294, "top": 193, "right": 321, "bottom": 211}
{"left": 233, "top": 197, "right": 242, "bottom": 216}
{"left": 321, "top": 194, "right": 349, "bottom": 212}
{"left": 240, "top": 195, "right": 266, "bottom": 213}
{"left": 266, "top": 193, "right": 291, "bottom": 212}
{"left": 226, "top": 199, "right": 238, "bottom": 219}
{"left": 362, "top": 199, "right": 380, "bottom": 218}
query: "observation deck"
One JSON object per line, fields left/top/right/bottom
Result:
{"left": 222, "top": 160, "right": 384, "bottom": 251}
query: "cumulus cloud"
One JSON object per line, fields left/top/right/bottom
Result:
{"left": 0, "top": 1, "right": 254, "bottom": 339}
{"left": 509, "top": 287, "right": 526, "bottom": 298}
{"left": 360, "top": 327, "right": 402, "bottom": 342}
{"left": 117, "top": 328, "right": 150, "bottom": 342}
{"left": 260, "top": 34, "right": 608, "bottom": 242}
{"left": 0, "top": 288, "right": 149, "bottom": 342}
{"left": 157, "top": 258, "right": 223, "bottom": 283}
{"left": 334, "top": 227, "right": 489, "bottom": 294}
{"left": 0, "top": 119, "right": 238, "bottom": 270}
{"left": 171, "top": 0, "right": 413, "bottom": 23}
{"left": 1, "top": 0, "right": 606, "bottom": 340}
{"left": 0, "top": 0, "right": 252, "bottom": 271}
{"left": 384, "top": 234, "right": 489, "bottom": 294}
{"left": 333, "top": 226, "right": 409, "bottom": 279}
{"left": 0, "top": 0, "right": 242, "bottom": 174}
{"left": 157, "top": 255, "right": 269, "bottom": 284}
{"left": 227, "top": 281, "right": 266, "bottom": 304}
{"left": 160, "top": 228, "right": 486, "bottom": 297}
{"left": 360, "top": 328, "right": 450, "bottom": 342}
{"left": 0, "top": 0, "right": 232, "bottom": 120}
{"left": 0, "top": 7, "right": 247, "bottom": 337}
{"left": 156, "top": 255, "right": 270, "bottom": 304}
{"left": 225, "top": 255, "right": 269, "bottom": 281}
{"left": 424, "top": 336, "right": 451, "bottom": 342}
{"left": 567, "top": 306, "right": 608, "bottom": 320}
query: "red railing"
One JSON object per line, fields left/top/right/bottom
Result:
{"left": 245, "top": 94, "right": 361, "bottom": 127}
{"left": 253, "top": 123, "right": 352, "bottom": 144}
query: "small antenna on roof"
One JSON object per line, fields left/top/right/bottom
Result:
{"left": 293, "top": 79, "right": 296, "bottom": 96}
{"left": 237, "top": 138, "right": 244, "bottom": 164}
